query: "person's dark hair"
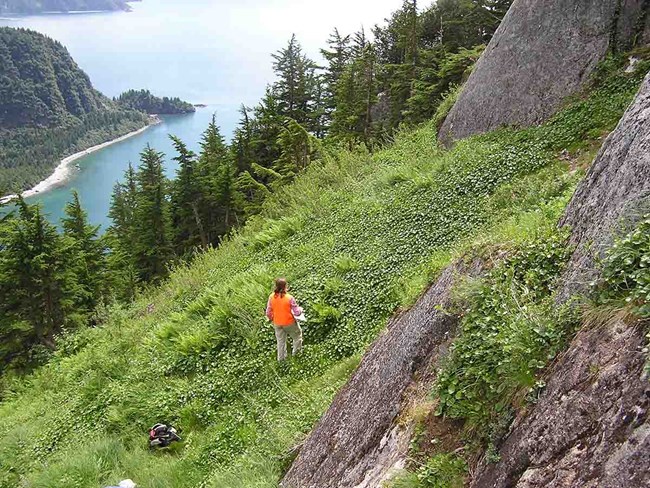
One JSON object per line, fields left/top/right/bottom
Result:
{"left": 274, "top": 278, "right": 288, "bottom": 296}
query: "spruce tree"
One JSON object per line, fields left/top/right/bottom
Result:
{"left": 272, "top": 35, "right": 318, "bottom": 129}
{"left": 108, "top": 163, "right": 138, "bottom": 244}
{"left": 231, "top": 104, "right": 254, "bottom": 174}
{"left": 0, "top": 199, "right": 76, "bottom": 366}
{"left": 133, "top": 145, "right": 172, "bottom": 282}
{"left": 170, "top": 135, "right": 206, "bottom": 253}
{"left": 251, "top": 89, "right": 284, "bottom": 171}
{"left": 0, "top": 210, "right": 31, "bottom": 367}
{"left": 106, "top": 164, "right": 140, "bottom": 301}
{"left": 321, "top": 28, "right": 352, "bottom": 129}
{"left": 275, "top": 119, "right": 318, "bottom": 178}
{"left": 331, "top": 42, "right": 379, "bottom": 145}
{"left": 62, "top": 191, "right": 105, "bottom": 316}
{"left": 196, "top": 116, "right": 238, "bottom": 245}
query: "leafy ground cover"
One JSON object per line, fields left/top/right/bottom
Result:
{"left": 0, "top": 59, "right": 646, "bottom": 488}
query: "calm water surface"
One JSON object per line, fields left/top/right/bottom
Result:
{"left": 0, "top": 0, "right": 398, "bottom": 229}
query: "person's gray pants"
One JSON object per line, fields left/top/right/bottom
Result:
{"left": 274, "top": 323, "right": 303, "bottom": 361}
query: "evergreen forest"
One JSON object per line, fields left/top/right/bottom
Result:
{"left": 0, "top": 27, "right": 149, "bottom": 193}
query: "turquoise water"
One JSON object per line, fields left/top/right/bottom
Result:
{"left": 0, "top": 0, "right": 398, "bottom": 229}
{"left": 26, "top": 111, "right": 216, "bottom": 228}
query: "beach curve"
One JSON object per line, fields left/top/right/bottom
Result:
{"left": 0, "top": 119, "right": 159, "bottom": 205}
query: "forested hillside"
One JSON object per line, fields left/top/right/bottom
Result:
{"left": 0, "top": 27, "right": 147, "bottom": 194}
{"left": 0, "top": 27, "right": 107, "bottom": 128}
{"left": 116, "top": 89, "right": 196, "bottom": 114}
{"left": 0, "top": 0, "right": 131, "bottom": 14}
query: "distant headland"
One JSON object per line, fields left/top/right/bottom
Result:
{"left": 0, "top": 0, "right": 138, "bottom": 15}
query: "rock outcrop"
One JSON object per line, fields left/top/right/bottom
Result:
{"left": 470, "top": 73, "right": 650, "bottom": 488}
{"left": 471, "top": 314, "right": 649, "bottom": 488}
{"left": 281, "top": 259, "right": 484, "bottom": 488}
{"left": 557, "top": 72, "right": 650, "bottom": 301}
{"left": 439, "top": 0, "right": 649, "bottom": 145}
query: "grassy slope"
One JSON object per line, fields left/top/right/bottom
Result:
{"left": 0, "top": 61, "right": 646, "bottom": 488}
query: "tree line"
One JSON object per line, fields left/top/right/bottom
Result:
{"left": 115, "top": 89, "right": 196, "bottom": 115}
{"left": 0, "top": 110, "right": 147, "bottom": 193}
{"left": 0, "top": 0, "right": 513, "bottom": 372}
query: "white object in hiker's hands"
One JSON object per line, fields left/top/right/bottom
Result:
{"left": 294, "top": 313, "right": 307, "bottom": 322}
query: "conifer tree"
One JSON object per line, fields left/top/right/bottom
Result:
{"left": 133, "top": 145, "right": 172, "bottom": 282}
{"left": 62, "top": 191, "right": 105, "bottom": 316}
{"left": 0, "top": 199, "right": 76, "bottom": 366}
{"left": 272, "top": 35, "right": 318, "bottom": 129}
{"left": 170, "top": 135, "right": 206, "bottom": 253}
{"left": 275, "top": 119, "right": 318, "bottom": 178}
{"left": 196, "top": 116, "right": 238, "bottom": 245}
{"left": 231, "top": 104, "right": 254, "bottom": 174}
{"left": 250, "top": 89, "right": 284, "bottom": 171}
{"left": 108, "top": 164, "right": 138, "bottom": 243}
{"left": 0, "top": 209, "right": 31, "bottom": 367}
{"left": 331, "top": 42, "right": 379, "bottom": 145}
{"left": 235, "top": 170, "right": 272, "bottom": 218}
{"left": 106, "top": 164, "right": 140, "bottom": 301}
{"left": 321, "top": 28, "right": 352, "bottom": 129}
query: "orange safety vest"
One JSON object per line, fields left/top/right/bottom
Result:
{"left": 269, "top": 293, "right": 296, "bottom": 327}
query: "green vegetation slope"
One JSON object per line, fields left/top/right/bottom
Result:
{"left": 0, "top": 54, "right": 646, "bottom": 488}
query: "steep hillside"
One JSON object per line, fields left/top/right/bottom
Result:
{"left": 0, "top": 0, "right": 131, "bottom": 14}
{"left": 439, "top": 0, "right": 649, "bottom": 145}
{"left": 469, "top": 71, "right": 650, "bottom": 488}
{"left": 0, "top": 50, "right": 645, "bottom": 488}
{"left": 1, "top": 27, "right": 107, "bottom": 128}
{"left": 282, "top": 63, "right": 650, "bottom": 488}
{"left": 0, "top": 27, "right": 147, "bottom": 194}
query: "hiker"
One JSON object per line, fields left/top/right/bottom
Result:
{"left": 266, "top": 278, "right": 303, "bottom": 361}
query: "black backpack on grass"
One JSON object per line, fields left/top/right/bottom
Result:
{"left": 149, "top": 423, "right": 181, "bottom": 448}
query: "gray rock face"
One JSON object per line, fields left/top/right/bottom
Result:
{"left": 470, "top": 74, "right": 650, "bottom": 488}
{"left": 471, "top": 316, "right": 650, "bottom": 488}
{"left": 439, "top": 0, "right": 649, "bottom": 145}
{"left": 557, "top": 73, "right": 650, "bottom": 302}
{"left": 281, "top": 259, "right": 484, "bottom": 488}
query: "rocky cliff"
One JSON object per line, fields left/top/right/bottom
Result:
{"left": 439, "top": 0, "right": 649, "bottom": 145}
{"left": 469, "top": 72, "right": 650, "bottom": 488}
{"left": 557, "top": 72, "right": 650, "bottom": 302}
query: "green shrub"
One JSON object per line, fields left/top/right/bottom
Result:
{"left": 434, "top": 231, "right": 577, "bottom": 435}
{"left": 389, "top": 453, "right": 466, "bottom": 488}
{"left": 595, "top": 214, "right": 650, "bottom": 317}
{"left": 433, "top": 84, "right": 462, "bottom": 132}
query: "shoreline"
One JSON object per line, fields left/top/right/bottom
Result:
{"left": 0, "top": 119, "right": 158, "bottom": 205}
